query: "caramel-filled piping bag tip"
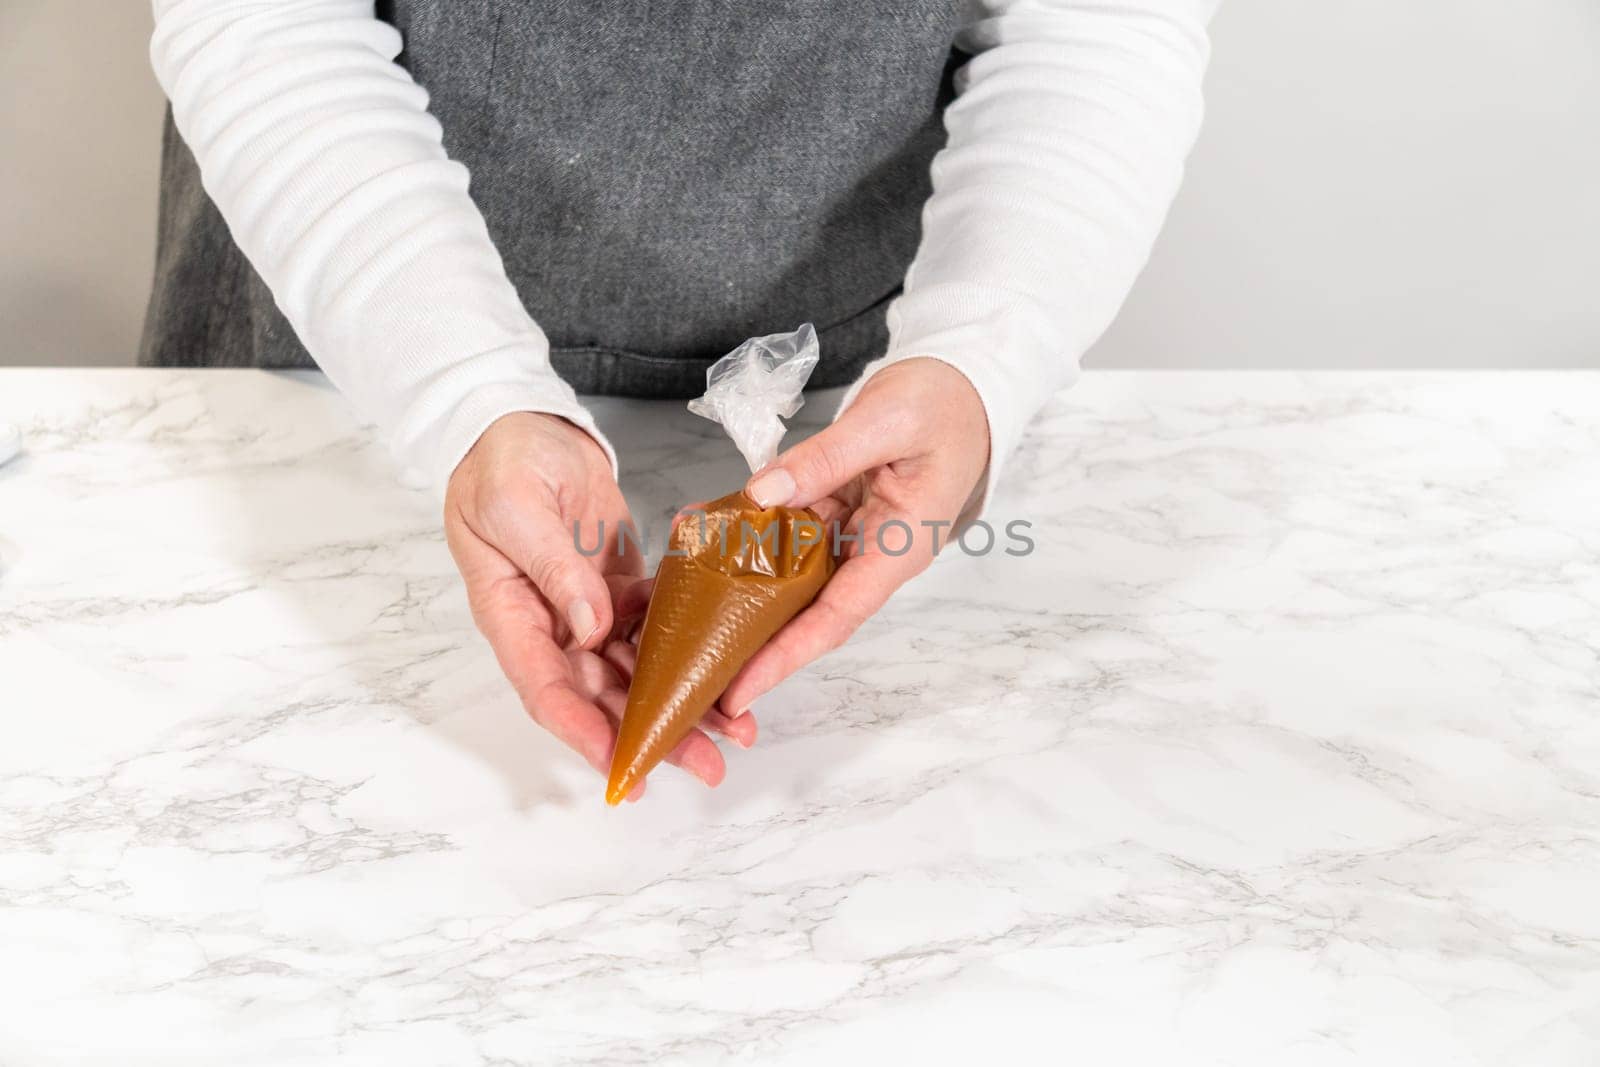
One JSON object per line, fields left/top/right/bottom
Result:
{"left": 605, "top": 771, "right": 635, "bottom": 807}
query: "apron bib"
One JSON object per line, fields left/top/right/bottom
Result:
{"left": 141, "top": 0, "right": 963, "bottom": 397}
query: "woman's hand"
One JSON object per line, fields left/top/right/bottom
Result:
{"left": 721, "top": 357, "right": 991, "bottom": 716}
{"left": 444, "top": 412, "right": 755, "bottom": 799}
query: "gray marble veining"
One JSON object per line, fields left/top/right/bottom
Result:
{"left": 0, "top": 369, "right": 1597, "bottom": 1064}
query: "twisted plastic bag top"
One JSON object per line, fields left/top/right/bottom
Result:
{"left": 687, "top": 323, "right": 820, "bottom": 473}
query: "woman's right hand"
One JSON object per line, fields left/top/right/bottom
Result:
{"left": 444, "top": 412, "right": 755, "bottom": 799}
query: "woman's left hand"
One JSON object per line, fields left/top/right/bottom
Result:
{"left": 720, "top": 357, "right": 991, "bottom": 716}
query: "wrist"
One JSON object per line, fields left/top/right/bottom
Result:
{"left": 483, "top": 411, "right": 607, "bottom": 459}
{"left": 449, "top": 410, "right": 615, "bottom": 501}
{"left": 853, "top": 355, "right": 991, "bottom": 460}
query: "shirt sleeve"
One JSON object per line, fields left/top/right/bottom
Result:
{"left": 148, "top": 0, "right": 618, "bottom": 493}
{"left": 834, "top": 0, "right": 1219, "bottom": 522}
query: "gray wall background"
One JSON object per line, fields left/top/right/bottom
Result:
{"left": 2, "top": 0, "right": 1596, "bottom": 370}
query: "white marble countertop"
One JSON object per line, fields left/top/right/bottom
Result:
{"left": 1, "top": 369, "right": 1598, "bottom": 1064}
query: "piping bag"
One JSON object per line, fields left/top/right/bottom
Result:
{"left": 606, "top": 324, "right": 836, "bottom": 804}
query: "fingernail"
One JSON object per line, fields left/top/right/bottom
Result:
{"left": 747, "top": 467, "right": 797, "bottom": 509}
{"left": 567, "top": 599, "right": 599, "bottom": 646}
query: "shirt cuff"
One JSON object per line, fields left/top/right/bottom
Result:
{"left": 390, "top": 342, "right": 620, "bottom": 497}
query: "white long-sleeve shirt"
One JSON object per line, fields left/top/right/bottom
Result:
{"left": 149, "top": 0, "right": 1216, "bottom": 509}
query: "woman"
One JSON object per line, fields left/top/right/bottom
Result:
{"left": 142, "top": 0, "right": 1216, "bottom": 797}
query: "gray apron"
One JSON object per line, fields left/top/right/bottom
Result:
{"left": 140, "top": 1, "right": 964, "bottom": 396}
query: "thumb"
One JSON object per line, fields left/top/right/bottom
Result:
{"left": 492, "top": 504, "right": 616, "bottom": 650}
{"left": 745, "top": 390, "right": 918, "bottom": 509}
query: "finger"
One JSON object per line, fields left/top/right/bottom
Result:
{"left": 473, "top": 599, "right": 615, "bottom": 767}
{"left": 700, "top": 707, "right": 758, "bottom": 750}
{"left": 745, "top": 390, "right": 920, "bottom": 509}
{"left": 481, "top": 492, "right": 615, "bottom": 650}
{"left": 599, "top": 639, "right": 757, "bottom": 749}
{"left": 722, "top": 521, "right": 926, "bottom": 713}
{"left": 671, "top": 501, "right": 710, "bottom": 528}
{"left": 597, "top": 635, "right": 639, "bottom": 683}
{"left": 606, "top": 573, "right": 654, "bottom": 635}
{"left": 571, "top": 644, "right": 625, "bottom": 700}
{"left": 613, "top": 516, "right": 647, "bottom": 577}
{"left": 451, "top": 517, "right": 625, "bottom": 783}
{"left": 663, "top": 728, "right": 728, "bottom": 788}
